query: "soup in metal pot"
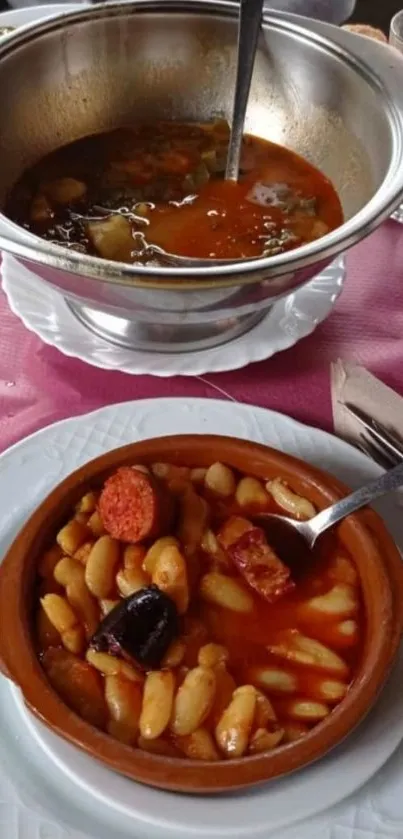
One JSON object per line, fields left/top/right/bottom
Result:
{"left": 6, "top": 120, "right": 343, "bottom": 265}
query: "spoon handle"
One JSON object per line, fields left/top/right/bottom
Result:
{"left": 225, "top": 0, "right": 264, "bottom": 181}
{"left": 310, "top": 459, "right": 403, "bottom": 541}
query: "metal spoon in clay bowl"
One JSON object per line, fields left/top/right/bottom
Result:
{"left": 151, "top": 0, "right": 265, "bottom": 269}
{"left": 256, "top": 460, "right": 403, "bottom": 559}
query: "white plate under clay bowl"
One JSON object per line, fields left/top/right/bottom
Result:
{"left": 1, "top": 397, "right": 403, "bottom": 839}
{"left": 1, "top": 254, "right": 346, "bottom": 376}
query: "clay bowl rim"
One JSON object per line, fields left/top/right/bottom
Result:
{"left": 0, "top": 434, "right": 402, "bottom": 794}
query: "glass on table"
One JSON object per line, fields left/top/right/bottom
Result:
{"left": 390, "top": 10, "right": 403, "bottom": 223}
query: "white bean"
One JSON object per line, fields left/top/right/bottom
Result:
{"left": 250, "top": 666, "right": 297, "bottom": 695}
{"left": 175, "top": 728, "right": 220, "bottom": 761}
{"left": 328, "top": 554, "right": 358, "bottom": 586}
{"left": 40, "top": 594, "right": 84, "bottom": 654}
{"left": 131, "top": 464, "right": 150, "bottom": 474}
{"left": 253, "top": 691, "right": 277, "bottom": 728}
{"left": 87, "top": 510, "right": 105, "bottom": 538}
{"left": 116, "top": 567, "right": 150, "bottom": 597}
{"left": 139, "top": 671, "right": 175, "bottom": 739}
{"left": 266, "top": 478, "right": 316, "bottom": 520}
{"left": 85, "top": 536, "right": 120, "bottom": 598}
{"left": 86, "top": 650, "right": 143, "bottom": 683}
{"left": 198, "top": 643, "right": 229, "bottom": 669}
{"left": 171, "top": 666, "right": 216, "bottom": 736}
{"left": 279, "top": 698, "right": 329, "bottom": 722}
{"left": 201, "top": 530, "right": 231, "bottom": 572}
{"left": 178, "top": 487, "right": 209, "bottom": 556}
{"left": 54, "top": 556, "right": 84, "bottom": 587}
{"left": 162, "top": 639, "right": 186, "bottom": 668}
{"left": 338, "top": 619, "right": 358, "bottom": 637}
{"left": 218, "top": 516, "right": 254, "bottom": 549}
{"left": 268, "top": 632, "right": 348, "bottom": 676}
{"left": 40, "top": 593, "right": 77, "bottom": 634}
{"left": 190, "top": 468, "right": 207, "bottom": 484}
{"left": 74, "top": 541, "right": 94, "bottom": 565}
{"left": 143, "top": 536, "right": 179, "bottom": 576}
{"left": 303, "top": 585, "right": 357, "bottom": 618}
{"left": 215, "top": 685, "right": 256, "bottom": 758}
{"left": 105, "top": 675, "right": 142, "bottom": 744}
{"left": 100, "top": 598, "right": 119, "bottom": 616}
{"left": 204, "top": 462, "right": 236, "bottom": 497}
{"left": 248, "top": 726, "right": 284, "bottom": 754}
{"left": 56, "top": 519, "right": 89, "bottom": 556}
{"left": 76, "top": 492, "right": 98, "bottom": 514}
{"left": 235, "top": 477, "right": 268, "bottom": 508}
{"left": 123, "top": 544, "right": 147, "bottom": 571}
{"left": 65, "top": 577, "right": 99, "bottom": 638}
{"left": 54, "top": 556, "right": 99, "bottom": 637}
{"left": 315, "top": 679, "right": 347, "bottom": 703}
{"left": 200, "top": 572, "right": 253, "bottom": 613}
{"left": 283, "top": 722, "right": 309, "bottom": 742}
{"left": 152, "top": 545, "right": 189, "bottom": 615}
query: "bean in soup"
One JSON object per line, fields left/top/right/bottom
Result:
{"left": 36, "top": 460, "right": 362, "bottom": 762}
{"left": 6, "top": 120, "right": 343, "bottom": 265}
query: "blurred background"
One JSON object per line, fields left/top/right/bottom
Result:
{"left": 0, "top": 0, "right": 401, "bottom": 32}
{"left": 0, "top": 0, "right": 401, "bottom": 34}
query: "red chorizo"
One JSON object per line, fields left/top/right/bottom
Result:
{"left": 99, "top": 466, "right": 173, "bottom": 544}
{"left": 227, "top": 527, "right": 294, "bottom": 603}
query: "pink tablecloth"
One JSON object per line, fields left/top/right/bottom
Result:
{"left": 0, "top": 219, "right": 402, "bottom": 454}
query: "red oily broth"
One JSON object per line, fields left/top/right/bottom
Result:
{"left": 6, "top": 120, "right": 343, "bottom": 265}
{"left": 187, "top": 484, "right": 360, "bottom": 702}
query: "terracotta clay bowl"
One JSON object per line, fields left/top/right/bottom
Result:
{"left": 0, "top": 434, "right": 402, "bottom": 794}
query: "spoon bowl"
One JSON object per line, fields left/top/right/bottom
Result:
{"left": 257, "top": 458, "right": 403, "bottom": 551}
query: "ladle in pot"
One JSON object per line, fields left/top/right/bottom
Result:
{"left": 148, "top": 0, "right": 265, "bottom": 268}
{"left": 225, "top": 0, "right": 265, "bottom": 182}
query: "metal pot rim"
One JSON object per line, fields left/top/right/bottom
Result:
{"left": 0, "top": 0, "right": 402, "bottom": 290}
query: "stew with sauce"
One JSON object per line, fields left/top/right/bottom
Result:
{"left": 36, "top": 459, "right": 362, "bottom": 761}
{"left": 6, "top": 120, "right": 343, "bottom": 265}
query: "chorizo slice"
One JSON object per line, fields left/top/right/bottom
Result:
{"left": 226, "top": 527, "right": 294, "bottom": 603}
{"left": 99, "top": 466, "right": 173, "bottom": 543}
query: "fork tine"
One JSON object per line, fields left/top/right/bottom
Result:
{"left": 358, "top": 432, "right": 398, "bottom": 469}
{"left": 344, "top": 403, "right": 403, "bottom": 463}
{"left": 358, "top": 438, "right": 389, "bottom": 469}
{"left": 365, "top": 427, "right": 400, "bottom": 467}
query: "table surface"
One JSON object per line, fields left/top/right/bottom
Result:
{"left": 0, "top": 218, "right": 402, "bottom": 453}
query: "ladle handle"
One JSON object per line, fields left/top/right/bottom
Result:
{"left": 310, "top": 459, "right": 403, "bottom": 541}
{"left": 225, "top": 0, "right": 264, "bottom": 182}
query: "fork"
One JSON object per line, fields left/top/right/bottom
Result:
{"left": 343, "top": 403, "right": 403, "bottom": 468}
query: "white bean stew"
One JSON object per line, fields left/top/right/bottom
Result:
{"left": 36, "top": 461, "right": 362, "bottom": 762}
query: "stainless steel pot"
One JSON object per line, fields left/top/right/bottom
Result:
{"left": 0, "top": 1, "right": 402, "bottom": 352}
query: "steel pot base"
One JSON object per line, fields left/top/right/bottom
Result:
{"left": 67, "top": 299, "right": 268, "bottom": 352}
